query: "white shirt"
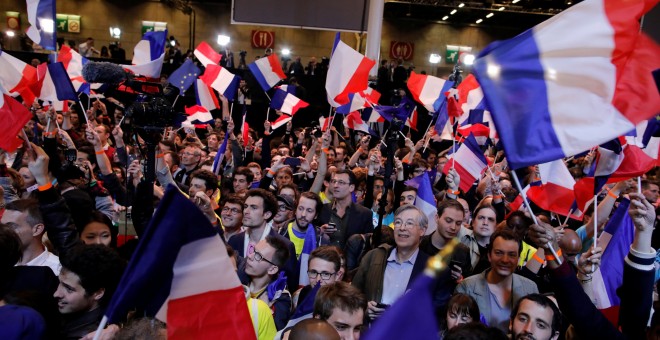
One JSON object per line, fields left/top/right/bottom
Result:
{"left": 25, "top": 250, "right": 62, "bottom": 276}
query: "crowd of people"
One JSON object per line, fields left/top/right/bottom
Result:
{"left": 1, "top": 43, "right": 659, "bottom": 340}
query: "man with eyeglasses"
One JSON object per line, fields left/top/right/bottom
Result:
{"left": 352, "top": 205, "right": 430, "bottom": 322}
{"left": 272, "top": 195, "right": 295, "bottom": 235}
{"left": 292, "top": 246, "right": 344, "bottom": 310}
{"left": 173, "top": 144, "right": 202, "bottom": 190}
{"left": 228, "top": 189, "right": 299, "bottom": 291}
{"left": 245, "top": 235, "right": 293, "bottom": 330}
{"left": 319, "top": 170, "right": 373, "bottom": 251}
{"left": 220, "top": 194, "right": 245, "bottom": 241}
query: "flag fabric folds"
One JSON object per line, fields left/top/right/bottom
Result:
{"left": 183, "top": 105, "right": 214, "bottom": 128}
{"left": 344, "top": 111, "right": 373, "bottom": 135}
{"left": 473, "top": 0, "right": 660, "bottom": 170}
{"left": 326, "top": 33, "right": 375, "bottom": 107}
{"left": 405, "top": 107, "right": 418, "bottom": 131}
{"left": 404, "top": 172, "right": 438, "bottom": 235}
{"left": 0, "top": 87, "right": 33, "bottom": 152}
{"left": 104, "top": 185, "right": 255, "bottom": 339}
{"left": 0, "top": 51, "right": 37, "bottom": 103}
{"left": 169, "top": 59, "right": 201, "bottom": 95}
{"left": 407, "top": 71, "right": 454, "bottom": 113}
{"left": 194, "top": 79, "right": 220, "bottom": 111}
{"left": 269, "top": 89, "right": 309, "bottom": 116}
{"left": 276, "top": 283, "right": 321, "bottom": 339}
{"left": 212, "top": 130, "right": 229, "bottom": 175}
{"left": 26, "top": 0, "right": 56, "bottom": 50}
{"left": 297, "top": 225, "right": 318, "bottom": 287}
{"left": 443, "top": 134, "right": 488, "bottom": 192}
{"left": 591, "top": 198, "right": 634, "bottom": 310}
{"left": 248, "top": 54, "right": 287, "bottom": 91}
{"left": 199, "top": 64, "right": 241, "bottom": 101}
{"left": 57, "top": 45, "right": 90, "bottom": 94}
{"left": 124, "top": 30, "right": 168, "bottom": 78}
{"left": 527, "top": 160, "right": 576, "bottom": 216}
{"left": 194, "top": 41, "right": 222, "bottom": 67}
{"left": 336, "top": 92, "right": 367, "bottom": 115}
{"left": 36, "top": 62, "right": 77, "bottom": 103}
{"left": 363, "top": 274, "right": 439, "bottom": 340}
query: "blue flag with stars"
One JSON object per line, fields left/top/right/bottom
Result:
{"left": 168, "top": 59, "right": 201, "bottom": 95}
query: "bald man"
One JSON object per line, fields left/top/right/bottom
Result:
{"left": 558, "top": 228, "right": 582, "bottom": 264}
{"left": 289, "top": 319, "right": 340, "bottom": 340}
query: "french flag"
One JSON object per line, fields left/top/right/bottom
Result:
{"left": 361, "top": 87, "right": 381, "bottom": 107}
{"left": 344, "top": 111, "right": 373, "bottom": 135}
{"left": 336, "top": 92, "right": 367, "bottom": 115}
{"left": 457, "top": 109, "right": 494, "bottom": 145}
{"left": 57, "top": 45, "right": 90, "bottom": 94}
{"left": 591, "top": 198, "right": 635, "bottom": 322}
{"left": 455, "top": 74, "right": 488, "bottom": 119}
{"left": 363, "top": 107, "right": 385, "bottom": 124}
{"left": 35, "top": 62, "right": 77, "bottom": 103}
{"left": 241, "top": 114, "right": 249, "bottom": 147}
{"left": 297, "top": 224, "right": 318, "bottom": 287}
{"left": 26, "top": 0, "right": 56, "bottom": 51}
{"left": 270, "top": 88, "right": 309, "bottom": 115}
{"left": 473, "top": 0, "right": 660, "bottom": 170}
{"left": 125, "top": 30, "right": 168, "bottom": 78}
{"left": 183, "top": 105, "right": 213, "bottom": 128}
{"left": 405, "top": 107, "right": 418, "bottom": 131}
{"left": 0, "top": 85, "right": 33, "bottom": 152}
{"left": 101, "top": 186, "right": 255, "bottom": 339}
{"left": 404, "top": 172, "right": 438, "bottom": 235}
{"left": 248, "top": 54, "right": 287, "bottom": 92}
{"left": 326, "top": 33, "right": 375, "bottom": 107}
{"left": 212, "top": 132, "right": 229, "bottom": 175}
{"left": 0, "top": 51, "right": 37, "bottom": 103}
{"left": 194, "top": 79, "right": 220, "bottom": 111}
{"left": 199, "top": 64, "right": 241, "bottom": 101}
{"left": 407, "top": 71, "right": 454, "bottom": 113}
{"left": 625, "top": 115, "right": 660, "bottom": 165}
{"left": 318, "top": 116, "right": 331, "bottom": 132}
{"left": 527, "top": 160, "right": 576, "bottom": 216}
{"left": 443, "top": 134, "right": 488, "bottom": 192}
{"left": 194, "top": 41, "right": 222, "bottom": 67}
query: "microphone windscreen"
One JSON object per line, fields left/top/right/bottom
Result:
{"left": 82, "top": 61, "right": 128, "bottom": 84}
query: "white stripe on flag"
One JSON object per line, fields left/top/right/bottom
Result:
{"left": 454, "top": 146, "right": 487, "bottom": 179}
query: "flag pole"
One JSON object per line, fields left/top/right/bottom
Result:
{"left": 592, "top": 193, "right": 598, "bottom": 272}
{"left": 511, "top": 170, "right": 562, "bottom": 264}
{"left": 171, "top": 94, "right": 180, "bottom": 108}
{"left": 638, "top": 176, "right": 642, "bottom": 195}
{"left": 563, "top": 209, "right": 573, "bottom": 226}
{"left": 266, "top": 107, "right": 271, "bottom": 121}
{"left": 92, "top": 316, "right": 109, "bottom": 340}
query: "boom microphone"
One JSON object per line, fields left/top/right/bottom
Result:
{"left": 82, "top": 61, "right": 132, "bottom": 84}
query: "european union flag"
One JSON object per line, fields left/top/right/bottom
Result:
{"left": 168, "top": 59, "right": 201, "bottom": 96}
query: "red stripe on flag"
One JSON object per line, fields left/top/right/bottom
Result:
{"left": 167, "top": 287, "right": 256, "bottom": 340}
{"left": 333, "top": 57, "right": 375, "bottom": 106}
{"left": 527, "top": 182, "right": 575, "bottom": 216}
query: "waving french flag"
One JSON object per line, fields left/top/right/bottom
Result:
{"left": 102, "top": 186, "right": 255, "bottom": 339}
{"left": 473, "top": 0, "right": 660, "bottom": 170}
{"left": 457, "top": 109, "right": 495, "bottom": 145}
{"left": 405, "top": 107, "right": 418, "bottom": 131}
{"left": 57, "top": 45, "right": 90, "bottom": 94}
{"left": 407, "top": 71, "right": 454, "bottom": 113}
{"left": 194, "top": 41, "right": 222, "bottom": 67}
{"left": 404, "top": 172, "right": 438, "bottom": 235}
{"left": 35, "top": 62, "right": 77, "bottom": 103}
{"left": 0, "top": 51, "right": 37, "bottom": 103}
{"left": 248, "top": 54, "right": 287, "bottom": 91}
{"left": 336, "top": 92, "right": 367, "bottom": 115}
{"left": 344, "top": 111, "right": 374, "bottom": 135}
{"left": 527, "top": 160, "right": 576, "bottom": 216}
{"left": 326, "top": 33, "right": 375, "bottom": 107}
{"left": 270, "top": 88, "right": 309, "bottom": 115}
{"left": 26, "top": 0, "right": 56, "bottom": 50}
{"left": 455, "top": 74, "right": 487, "bottom": 118}
{"left": 194, "top": 79, "right": 220, "bottom": 111}
{"left": 125, "top": 30, "right": 167, "bottom": 78}
{"left": 183, "top": 105, "right": 213, "bottom": 128}
{"left": 443, "top": 134, "right": 488, "bottom": 192}
{"left": 0, "top": 85, "right": 33, "bottom": 152}
{"left": 199, "top": 64, "right": 240, "bottom": 101}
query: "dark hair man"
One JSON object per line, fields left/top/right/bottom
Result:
{"left": 313, "top": 281, "right": 367, "bottom": 340}
{"left": 510, "top": 294, "right": 561, "bottom": 340}
{"left": 220, "top": 194, "right": 244, "bottom": 241}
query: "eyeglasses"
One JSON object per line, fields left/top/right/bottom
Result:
{"left": 221, "top": 207, "right": 241, "bottom": 214}
{"left": 393, "top": 219, "right": 418, "bottom": 229}
{"left": 307, "top": 270, "right": 336, "bottom": 280}
{"left": 251, "top": 250, "right": 277, "bottom": 266}
{"left": 278, "top": 204, "right": 292, "bottom": 211}
{"left": 330, "top": 179, "right": 349, "bottom": 186}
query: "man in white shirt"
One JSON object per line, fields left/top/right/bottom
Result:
{"left": 2, "top": 199, "right": 61, "bottom": 275}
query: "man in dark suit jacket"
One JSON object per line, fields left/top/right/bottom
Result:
{"left": 228, "top": 188, "right": 299, "bottom": 290}
{"left": 351, "top": 205, "right": 429, "bottom": 322}
{"left": 318, "top": 170, "right": 373, "bottom": 251}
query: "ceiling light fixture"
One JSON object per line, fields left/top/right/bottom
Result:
{"left": 450, "top": 9, "right": 457, "bottom": 14}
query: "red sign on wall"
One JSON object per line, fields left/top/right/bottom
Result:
{"left": 251, "top": 30, "right": 275, "bottom": 49}
{"left": 389, "top": 41, "right": 414, "bottom": 61}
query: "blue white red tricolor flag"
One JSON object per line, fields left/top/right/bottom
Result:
{"left": 124, "top": 30, "right": 168, "bottom": 78}
{"left": 326, "top": 33, "right": 375, "bottom": 107}
{"left": 194, "top": 79, "right": 220, "bottom": 111}
{"left": 212, "top": 132, "right": 229, "bottom": 175}
{"left": 443, "top": 134, "right": 489, "bottom": 192}
{"left": 26, "top": 0, "right": 56, "bottom": 50}
{"left": 57, "top": 45, "right": 90, "bottom": 94}
{"left": 297, "top": 224, "right": 318, "bottom": 287}
{"left": 407, "top": 71, "right": 454, "bottom": 113}
{"left": 0, "top": 51, "right": 37, "bottom": 103}
{"left": 183, "top": 105, "right": 213, "bottom": 128}
{"left": 270, "top": 88, "right": 309, "bottom": 116}
{"left": 248, "top": 54, "right": 287, "bottom": 92}
{"left": 103, "top": 185, "right": 255, "bottom": 339}
{"left": 0, "top": 84, "right": 33, "bottom": 152}
{"left": 35, "top": 62, "right": 77, "bottom": 103}
{"left": 344, "top": 111, "right": 374, "bottom": 135}
{"left": 473, "top": 0, "right": 660, "bottom": 170}
{"left": 527, "top": 160, "right": 576, "bottom": 216}
{"left": 405, "top": 172, "right": 438, "bottom": 235}
{"left": 199, "top": 64, "right": 241, "bottom": 101}
{"left": 194, "top": 41, "right": 222, "bottom": 67}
